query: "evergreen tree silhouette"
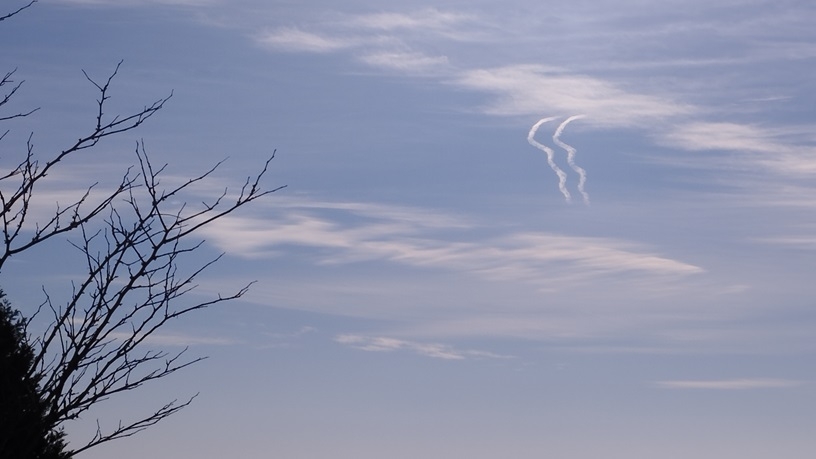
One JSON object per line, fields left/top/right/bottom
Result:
{"left": 0, "top": 290, "right": 70, "bottom": 459}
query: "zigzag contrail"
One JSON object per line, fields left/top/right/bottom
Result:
{"left": 553, "top": 115, "right": 589, "bottom": 205}
{"left": 527, "top": 116, "right": 571, "bottom": 202}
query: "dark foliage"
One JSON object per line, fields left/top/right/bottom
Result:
{"left": 0, "top": 290, "right": 70, "bottom": 459}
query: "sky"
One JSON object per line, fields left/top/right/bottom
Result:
{"left": 2, "top": 0, "right": 816, "bottom": 457}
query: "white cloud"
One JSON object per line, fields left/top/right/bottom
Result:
{"left": 198, "top": 199, "right": 703, "bottom": 289}
{"left": 276, "top": 199, "right": 472, "bottom": 229}
{"left": 662, "top": 122, "right": 783, "bottom": 153}
{"left": 251, "top": 8, "right": 485, "bottom": 73}
{"left": 754, "top": 235, "right": 816, "bottom": 250}
{"left": 255, "top": 27, "right": 353, "bottom": 53}
{"left": 506, "top": 233, "right": 702, "bottom": 276}
{"left": 346, "top": 8, "right": 474, "bottom": 33}
{"left": 660, "top": 122, "right": 816, "bottom": 176}
{"left": 655, "top": 378, "right": 804, "bottom": 390}
{"left": 335, "top": 334, "right": 512, "bottom": 360}
{"left": 359, "top": 51, "right": 450, "bottom": 74}
{"left": 455, "top": 65, "right": 692, "bottom": 127}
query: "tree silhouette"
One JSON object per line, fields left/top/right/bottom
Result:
{"left": 1, "top": 2, "right": 284, "bottom": 455}
{"left": 0, "top": 290, "right": 69, "bottom": 459}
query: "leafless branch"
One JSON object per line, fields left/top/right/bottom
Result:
{"left": 71, "top": 394, "right": 198, "bottom": 455}
{"left": 0, "top": 69, "right": 40, "bottom": 121}
{"left": 0, "top": 63, "right": 171, "bottom": 271}
{"left": 24, "top": 144, "right": 278, "bottom": 454}
{"left": 1, "top": 53, "right": 283, "bottom": 454}
{"left": 0, "top": 1, "right": 36, "bottom": 23}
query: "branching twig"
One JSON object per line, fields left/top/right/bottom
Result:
{"left": 0, "top": 69, "right": 40, "bottom": 121}
{"left": 0, "top": 63, "right": 171, "bottom": 271}
{"left": 1, "top": 55, "right": 284, "bottom": 455}
{"left": 0, "top": 1, "right": 36, "bottom": 23}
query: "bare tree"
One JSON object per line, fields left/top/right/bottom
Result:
{"left": 1, "top": 4, "right": 284, "bottom": 456}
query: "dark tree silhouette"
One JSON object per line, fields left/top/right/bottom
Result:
{"left": 1, "top": 2, "right": 284, "bottom": 456}
{"left": 0, "top": 290, "right": 69, "bottom": 459}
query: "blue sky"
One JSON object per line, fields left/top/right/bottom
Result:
{"left": 2, "top": 0, "right": 816, "bottom": 457}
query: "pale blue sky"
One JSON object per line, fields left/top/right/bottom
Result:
{"left": 2, "top": 0, "right": 816, "bottom": 457}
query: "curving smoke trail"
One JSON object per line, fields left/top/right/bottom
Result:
{"left": 553, "top": 115, "right": 589, "bottom": 205}
{"left": 527, "top": 116, "right": 571, "bottom": 202}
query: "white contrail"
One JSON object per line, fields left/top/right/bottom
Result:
{"left": 553, "top": 114, "right": 589, "bottom": 205}
{"left": 527, "top": 116, "right": 571, "bottom": 202}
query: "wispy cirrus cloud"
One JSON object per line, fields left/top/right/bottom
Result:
{"left": 359, "top": 51, "right": 451, "bottom": 74}
{"left": 247, "top": 4, "right": 816, "bottom": 199}
{"left": 255, "top": 27, "right": 355, "bottom": 53}
{"left": 455, "top": 64, "right": 693, "bottom": 128}
{"left": 753, "top": 235, "right": 816, "bottom": 250}
{"left": 655, "top": 378, "right": 805, "bottom": 390}
{"left": 251, "top": 7, "right": 478, "bottom": 75}
{"left": 251, "top": 8, "right": 693, "bottom": 129}
{"left": 198, "top": 199, "right": 702, "bottom": 290}
{"left": 659, "top": 122, "right": 816, "bottom": 176}
{"left": 58, "top": 2, "right": 816, "bottom": 191}
{"left": 335, "top": 334, "right": 513, "bottom": 360}
{"left": 344, "top": 8, "right": 475, "bottom": 33}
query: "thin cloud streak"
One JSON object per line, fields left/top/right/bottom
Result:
{"left": 659, "top": 122, "right": 816, "bottom": 176}
{"left": 199, "top": 200, "right": 703, "bottom": 289}
{"left": 335, "top": 334, "right": 513, "bottom": 360}
{"left": 255, "top": 27, "right": 354, "bottom": 53}
{"left": 456, "top": 65, "right": 693, "bottom": 127}
{"left": 527, "top": 116, "right": 570, "bottom": 202}
{"left": 754, "top": 235, "right": 816, "bottom": 250}
{"left": 358, "top": 51, "right": 451, "bottom": 74}
{"left": 344, "top": 8, "right": 476, "bottom": 34}
{"left": 252, "top": 7, "right": 481, "bottom": 75}
{"left": 553, "top": 115, "right": 589, "bottom": 205}
{"left": 655, "top": 378, "right": 805, "bottom": 390}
